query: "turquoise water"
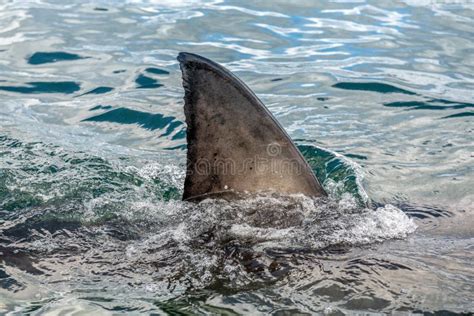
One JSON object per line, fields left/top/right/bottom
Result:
{"left": 0, "top": 0, "right": 473, "bottom": 314}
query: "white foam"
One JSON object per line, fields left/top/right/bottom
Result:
{"left": 144, "top": 195, "right": 418, "bottom": 251}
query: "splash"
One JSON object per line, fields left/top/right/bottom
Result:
{"left": 0, "top": 135, "right": 417, "bottom": 308}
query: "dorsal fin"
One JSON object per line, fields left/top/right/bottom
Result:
{"left": 178, "top": 52, "right": 326, "bottom": 201}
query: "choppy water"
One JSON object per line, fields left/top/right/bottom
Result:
{"left": 0, "top": 0, "right": 473, "bottom": 314}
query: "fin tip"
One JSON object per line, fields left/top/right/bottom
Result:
{"left": 177, "top": 52, "right": 225, "bottom": 74}
{"left": 177, "top": 52, "right": 207, "bottom": 66}
{"left": 177, "top": 51, "right": 190, "bottom": 64}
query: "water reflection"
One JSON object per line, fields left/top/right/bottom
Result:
{"left": 145, "top": 67, "right": 170, "bottom": 75}
{"left": 82, "top": 107, "right": 182, "bottom": 135}
{"left": 442, "top": 112, "right": 474, "bottom": 119}
{"left": 79, "top": 86, "right": 114, "bottom": 96}
{"left": 27, "top": 52, "right": 86, "bottom": 65}
{"left": 135, "top": 74, "right": 163, "bottom": 89}
{"left": 0, "top": 81, "right": 81, "bottom": 94}
{"left": 333, "top": 81, "right": 416, "bottom": 95}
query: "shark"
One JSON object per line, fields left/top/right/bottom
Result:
{"left": 178, "top": 52, "right": 327, "bottom": 202}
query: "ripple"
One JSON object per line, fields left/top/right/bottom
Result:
{"left": 305, "top": 17, "right": 402, "bottom": 36}
{"left": 144, "top": 67, "right": 170, "bottom": 75}
{"left": 82, "top": 107, "right": 182, "bottom": 135}
{"left": 395, "top": 203, "right": 453, "bottom": 219}
{"left": 384, "top": 100, "right": 474, "bottom": 111}
{"left": 0, "top": 81, "right": 81, "bottom": 94}
{"left": 135, "top": 74, "right": 163, "bottom": 89}
{"left": 441, "top": 112, "right": 474, "bottom": 119}
{"left": 27, "top": 52, "right": 86, "bottom": 65}
{"left": 333, "top": 81, "right": 416, "bottom": 95}
{"left": 89, "top": 105, "right": 113, "bottom": 111}
{"left": 78, "top": 86, "right": 114, "bottom": 96}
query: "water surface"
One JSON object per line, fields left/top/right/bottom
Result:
{"left": 0, "top": 0, "right": 473, "bottom": 314}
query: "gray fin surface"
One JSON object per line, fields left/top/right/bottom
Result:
{"left": 178, "top": 52, "right": 327, "bottom": 201}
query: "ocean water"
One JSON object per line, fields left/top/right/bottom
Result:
{"left": 0, "top": 0, "right": 473, "bottom": 314}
